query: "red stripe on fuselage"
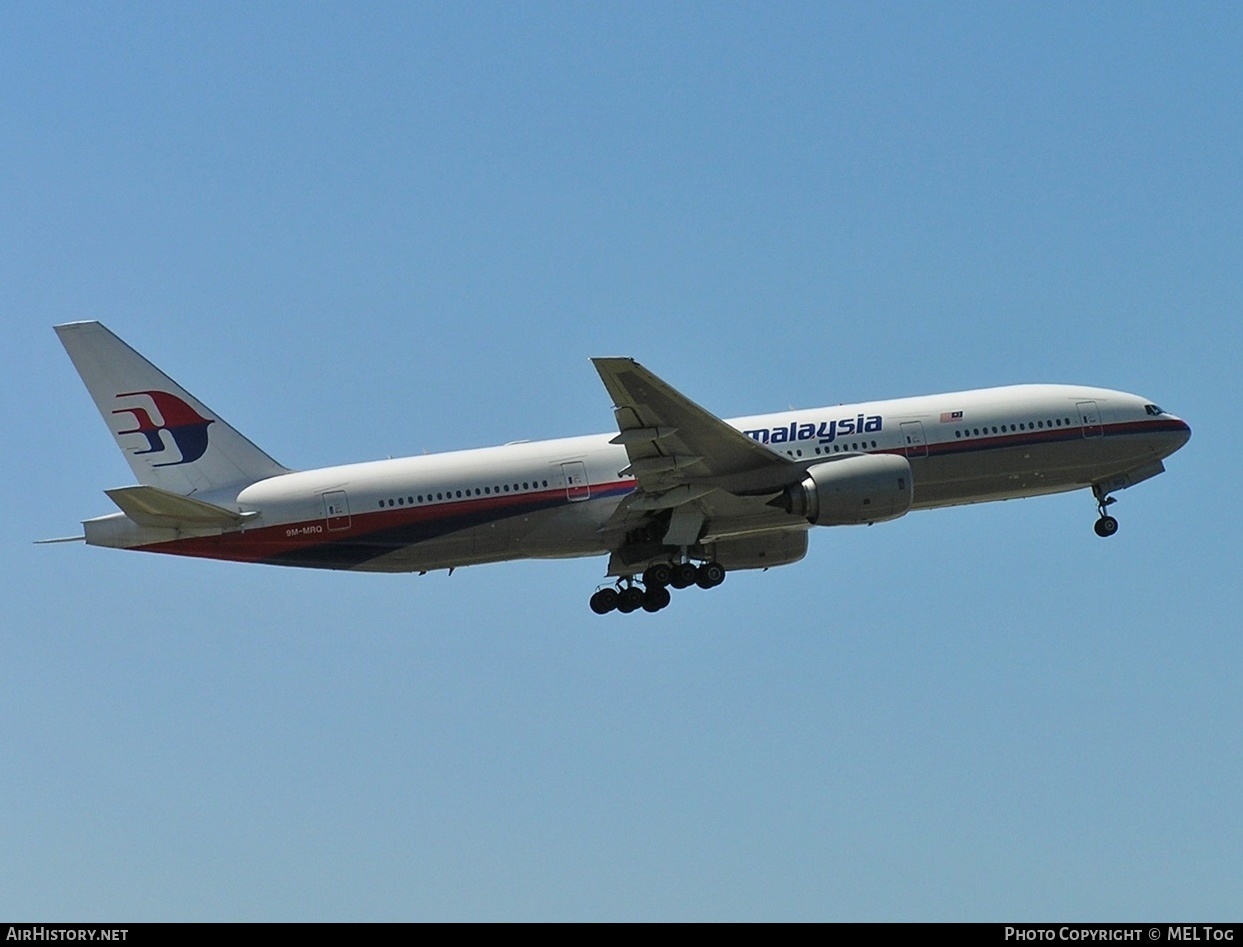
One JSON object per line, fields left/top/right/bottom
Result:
{"left": 917, "top": 416, "right": 1187, "bottom": 459}
{"left": 133, "top": 480, "right": 636, "bottom": 565}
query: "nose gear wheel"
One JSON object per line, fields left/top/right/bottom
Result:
{"left": 1092, "top": 484, "right": 1119, "bottom": 538}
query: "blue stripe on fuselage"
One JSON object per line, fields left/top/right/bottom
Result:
{"left": 260, "top": 481, "right": 634, "bottom": 570}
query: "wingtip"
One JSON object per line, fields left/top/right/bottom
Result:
{"left": 53, "top": 320, "right": 104, "bottom": 334}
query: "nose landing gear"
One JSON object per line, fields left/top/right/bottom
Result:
{"left": 1092, "top": 484, "right": 1119, "bottom": 538}
{"left": 588, "top": 560, "right": 727, "bottom": 615}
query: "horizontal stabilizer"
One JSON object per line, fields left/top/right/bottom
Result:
{"left": 35, "top": 535, "right": 86, "bottom": 544}
{"left": 105, "top": 485, "right": 248, "bottom": 529}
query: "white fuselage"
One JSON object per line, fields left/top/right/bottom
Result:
{"left": 82, "top": 384, "right": 1191, "bottom": 574}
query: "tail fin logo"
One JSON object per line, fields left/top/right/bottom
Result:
{"left": 112, "top": 390, "right": 214, "bottom": 467}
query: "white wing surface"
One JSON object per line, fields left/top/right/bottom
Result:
{"left": 591, "top": 358, "right": 809, "bottom": 559}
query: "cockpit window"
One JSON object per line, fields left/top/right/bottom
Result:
{"left": 1144, "top": 404, "right": 1165, "bottom": 416}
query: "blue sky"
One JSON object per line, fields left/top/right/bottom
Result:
{"left": 2, "top": 2, "right": 1239, "bottom": 921}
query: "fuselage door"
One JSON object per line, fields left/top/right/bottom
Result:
{"left": 900, "top": 421, "right": 928, "bottom": 458}
{"left": 1077, "top": 401, "right": 1103, "bottom": 438}
{"left": 323, "top": 490, "right": 351, "bottom": 531}
{"left": 561, "top": 461, "right": 591, "bottom": 501}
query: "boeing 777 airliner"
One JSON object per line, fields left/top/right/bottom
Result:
{"left": 48, "top": 322, "right": 1191, "bottom": 614}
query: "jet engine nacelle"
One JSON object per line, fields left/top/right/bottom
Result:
{"left": 775, "top": 454, "right": 913, "bottom": 526}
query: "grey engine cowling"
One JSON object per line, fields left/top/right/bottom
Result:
{"left": 772, "top": 454, "right": 913, "bottom": 526}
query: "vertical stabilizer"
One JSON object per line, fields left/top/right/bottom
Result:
{"left": 55, "top": 321, "right": 289, "bottom": 495}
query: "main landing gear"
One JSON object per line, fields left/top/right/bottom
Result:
{"left": 1092, "top": 484, "right": 1119, "bottom": 538}
{"left": 589, "top": 560, "right": 727, "bottom": 615}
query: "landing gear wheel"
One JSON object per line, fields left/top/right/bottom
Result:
{"left": 696, "top": 561, "right": 726, "bottom": 589}
{"left": 589, "top": 588, "right": 619, "bottom": 615}
{"left": 1091, "top": 484, "right": 1119, "bottom": 538}
{"left": 642, "top": 585, "right": 672, "bottom": 613}
{"left": 643, "top": 563, "right": 673, "bottom": 588}
{"left": 670, "top": 562, "right": 698, "bottom": 589}
{"left": 617, "top": 585, "right": 645, "bottom": 613}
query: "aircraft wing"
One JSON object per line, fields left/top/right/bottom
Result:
{"left": 592, "top": 358, "right": 809, "bottom": 554}
{"left": 591, "top": 357, "right": 800, "bottom": 496}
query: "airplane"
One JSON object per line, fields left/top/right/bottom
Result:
{"left": 48, "top": 321, "right": 1191, "bottom": 615}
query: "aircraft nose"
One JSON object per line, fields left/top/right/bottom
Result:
{"left": 1165, "top": 417, "right": 1192, "bottom": 453}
